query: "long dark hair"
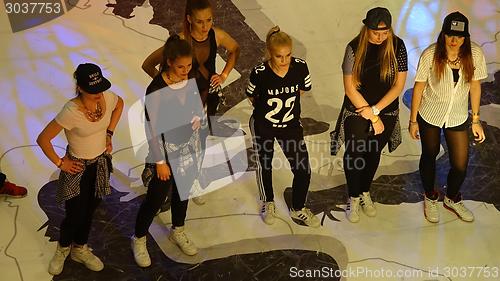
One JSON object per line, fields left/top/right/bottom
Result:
{"left": 159, "top": 34, "right": 192, "bottom": 73}
{"left": 433, "top": 31, "right": 473, "bottom": 82}
{"left": 183, "top": 0, "right": 212, "bottom": 45}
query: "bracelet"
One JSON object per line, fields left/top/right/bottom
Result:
{"left": 409, "top": 120, "right": 418, "bottom": 126}
{"left": 371, "top": 116, "right": 380, "bottom": 124}
{"left": 56, "top": 158, "right": 64, "bottom": 168}
{"left": 472, "top": 120, "right": 481, "bottom": 125}
{"left": 106, "top": 129, "right": 114, "bottom": 137}
{"left": 472, "top": 111, "right": 480, "bottom": 116}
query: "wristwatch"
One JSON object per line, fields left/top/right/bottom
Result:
{"left": 371, "top": 106, "right": 380, "bottom": 116}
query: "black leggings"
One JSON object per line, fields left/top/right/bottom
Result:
{"left": 418, "top": 114, "right": 468, "bottom": 198}
{"left": 134, "top": 169, "right": 189, "bottom": 238}
{"left": 59, "top": 162, "right": 101, "bottom": 247}
{"left": 343, "top": 115, "right": 396, "bottom": 197}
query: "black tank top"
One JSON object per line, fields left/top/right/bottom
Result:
{"left": 191, "top": 28, "right": 217, "bottom": 94}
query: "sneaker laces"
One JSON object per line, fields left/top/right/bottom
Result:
{"left": 73, "top": 245, "right": 96, "bottom": 261}
{"left": 361, "top": 193, "right": 373, "bottom": 206}
{"left": 55, "top": 246, "right": 70, "bottom": 259}
{"left": 301, "top": 208, "right": 315, "bottom": 221}
{"left": 453, "top": 201, "right": 469, "bottom": 214}
{"left": 134, "top": 237, "right": 147, "bottom": 255}
{"left": 347, "top": 198, "right": 360, "bottom": 212}
{"left": 429, "top": 200, "right": 438, "bottom": 212}
{"left": 262, "top": 202, "right": 275, "bottom": 215}
{"left": 173, "top": 229, "right": 191, "bottom": 245}
{"left": 266, "top": 202, "right": 275, "bottom": 214}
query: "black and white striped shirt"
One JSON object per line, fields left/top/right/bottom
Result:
{"left": 415, "top": 43, "right": 487, "bottom": 127}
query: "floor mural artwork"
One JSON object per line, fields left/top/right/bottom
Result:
{"left": 0, "top": 0, "right": 499, "bottom": 280}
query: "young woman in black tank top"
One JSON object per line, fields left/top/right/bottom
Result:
{"left": 142, "top": 0, "right": 240, "bottom": 119}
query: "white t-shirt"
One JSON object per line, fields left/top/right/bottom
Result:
{"left": 55, "top": 91, "right": 118, "bottom": 159}
{"left": 415, "top": 42, "right": 487, "bottom": 127}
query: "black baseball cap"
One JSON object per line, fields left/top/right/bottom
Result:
{"left": 74, "top": 63, "right": 111, "bottom": 94}
{"left": 442, "top": 11, "right": 469, "bottom": 37}
{"left": 363, "top": 7, "right": 392, "bottom": 30}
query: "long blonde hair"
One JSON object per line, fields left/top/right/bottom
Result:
{"left": 265, "top": 26, "right": 292, "bottom": 61}
{"left": 352, "top": 26, "right": 398, "bottom": 88}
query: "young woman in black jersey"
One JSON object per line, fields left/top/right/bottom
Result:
{"left": 246, "top": 26, "right": 320, "bottom": 228}
{"left": 331, "top": 7, "right": 408, "bottom": 223}
{"left": 131, "top": 35, "right": 204, "bottom": 267}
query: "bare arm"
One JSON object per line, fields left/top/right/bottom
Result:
{"left": 470, "top": 79, "right": 486, "bottom": 142}
{"left": 214, "top": 27, "right": 240, "bottom": 80}
{"left": 469, "top": 80, "right": 481, "bottom": 117}
{"left": 374, "top": 71, "right": 408, "bottom": 111}
{"left": 410, "top": 81, "right": 426, "bottom": 122}
{"left": 142, "top": 46, "right": 164, "bottom": 78}
{"left": 36, "top": 120, "right": 64, "bottom": 166}
{"left": 107, "top": 95, "right": 124, "bottom": 133}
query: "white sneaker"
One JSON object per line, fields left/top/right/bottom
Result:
{"left": 191, "top": 180, "right": 206, "bottom": 205}
{"left": 169, "top": 226, "right": 198, "bottom": 256}
{"left": 444, "top": 195, "right": 474, "bottom": 222}
{"left": 131, "top": 235, "right": 151, "bottom": 267}
{"left": 346, "top": 197, "right": 361, "bottom": 223}
{"left": 424, "top": 193, "right": 440, "bottom": 223}
{"left": 360, "top": 192, "right": 377, "bottom": 217}
{"left": 70, "top": 244, "right": 104, "bottom": 271}
{"left": 290, "top": 207, "right": 320, "bottom": 228}
{"left": 48, "top": 244, "right": 70, "bottom": 275}
{"left": 261, "top": 201, "right": 276, "bottom": 225}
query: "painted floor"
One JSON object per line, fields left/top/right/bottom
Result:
{"left": 0, "top": 0, "right": 499, "bottom": 280}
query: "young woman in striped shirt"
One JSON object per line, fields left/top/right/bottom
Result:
{"left": 409, "top": 12, "right": 487, "bottom": 223}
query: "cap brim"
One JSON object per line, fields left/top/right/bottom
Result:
{"left": 444, "top": 30, "right": 469, "bottom": 37}
{"left": 363, "top": 19, "right": 391, "bottom": 30}
{"left": 82, "top": 78, "right": 111, "bottom": 94}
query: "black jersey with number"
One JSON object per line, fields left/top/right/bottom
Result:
{"left": 246, "top": 57, "right": 312, "bottom": 129}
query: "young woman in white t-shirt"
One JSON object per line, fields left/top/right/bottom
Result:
{"left": 410, "top": 12, "right": 487, "bottom": 223}
{"left": 37, "top": 63, "right": 124, "bottom": 275}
